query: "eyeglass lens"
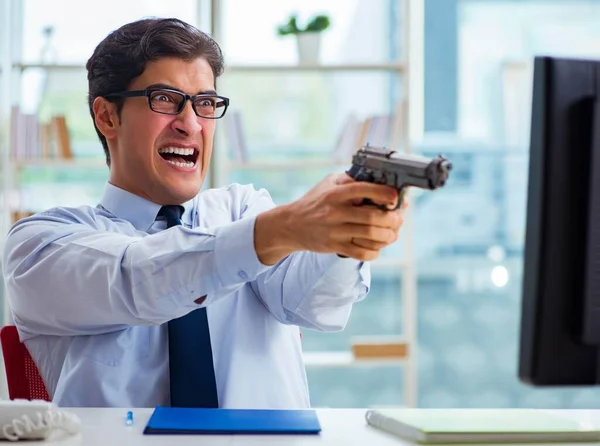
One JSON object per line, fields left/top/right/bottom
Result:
{"left": 149, "top": 90, "right": 225, "bottom": 117}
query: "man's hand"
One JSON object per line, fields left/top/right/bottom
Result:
{"left": 254, "top": 172, "right": 407, "bottom": 265}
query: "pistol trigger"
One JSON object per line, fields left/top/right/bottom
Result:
{"left": 394, "top": 187, "right": 407, "bottom": 210}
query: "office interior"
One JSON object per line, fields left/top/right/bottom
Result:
{"left": 0, "top": 0, "right": 598, "bottom": 409}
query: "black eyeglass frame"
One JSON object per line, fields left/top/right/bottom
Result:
{"left": 103, "top": 88, "right": 230, "bottom": 119}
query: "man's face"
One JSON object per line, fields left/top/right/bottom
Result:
{"left": 102, "top": 57, "right": 217, "bottom": 205}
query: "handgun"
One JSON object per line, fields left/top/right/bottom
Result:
{"left": 346, "top": 143, "right": 452, "bottom": 210}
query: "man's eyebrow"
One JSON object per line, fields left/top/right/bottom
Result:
{"left": 146, "top": 83, "right": 217, "bottom": 95}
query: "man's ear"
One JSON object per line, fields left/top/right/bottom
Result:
{"left": 92, "top": 97, "right": 119, "bottom": 139}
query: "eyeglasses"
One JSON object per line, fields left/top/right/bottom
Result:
{"left": 103, "top": 88, "right": 230, "bottom": 119}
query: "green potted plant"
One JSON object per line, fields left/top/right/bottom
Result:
{"left": 276, "top": 14, "right": 331, "bottom": 64}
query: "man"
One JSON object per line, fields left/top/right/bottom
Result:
{"left": 2, "top": 18, "right": 405, "bottom": 409}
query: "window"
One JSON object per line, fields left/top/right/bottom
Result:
{"left": 9, "top": 0, "right": 600, "bottom": 409}
{"left": 416, "top": 0, "right": 600, "bottom": 408}
{"left": 20, "top": 0, "right": 199, "bottom": 64}
{"left": 215, "top": 0, "right": 411, "bottom": 408}
{"left": 13, "top": 1, "right": 201, "bottom": 211}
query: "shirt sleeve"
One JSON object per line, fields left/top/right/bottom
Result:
{"left": 250, "top": 253, "right": 370, "bottom": 332}
{"left": 2, "top": 207, "right": 270, "bottom": 337}
{"left": 239, "top": 188, "right": 371, "bottom": 332}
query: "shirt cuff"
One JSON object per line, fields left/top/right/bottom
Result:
{"left": 213, "top": 216, "right": 271, "bottom": 286}
{"left": 315, "top": 253, "right": 368, "bottom": 288}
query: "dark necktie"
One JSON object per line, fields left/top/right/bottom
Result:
{"left": 158, "top": 205, "right": 219, "bottom": 408}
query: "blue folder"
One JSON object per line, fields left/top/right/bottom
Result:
{"left": 143, "top": 406, "right": 322, "bottom": 435}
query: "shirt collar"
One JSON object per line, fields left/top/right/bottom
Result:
{"left": 98, "top": 182, "right": 194, "bottom": 231}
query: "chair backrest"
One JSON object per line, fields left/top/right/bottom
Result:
{"left": 0, "top": 325, "right": 50, "bottom": 401}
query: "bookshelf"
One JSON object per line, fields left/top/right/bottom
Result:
{"left": 211, "top": 0, "right": 422, "bottom": 408}
{"left": 0, "top": 0, "right": 424, "bottom": 408}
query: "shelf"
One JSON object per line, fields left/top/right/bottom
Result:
{"left": 11, "top": 63, "right": 86, "bottom": 71}
{"left": 302, "top": 351, "right": 407, "bottom": 368}
{"left": 13, "top": 158, "right": 107, "bottom": 169}
{"left": 225, "top": 63, "right": 406, "bottom": 73}
{"left": 10, "top": 62, "right": 406, "bottom": 73}
{"left": 224, "top": 159, "right": 348, "bottom": 171}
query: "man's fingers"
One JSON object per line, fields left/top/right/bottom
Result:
{"left": 338, "top": 207, "right": 404, "bottom": 230}
{"left": 335, "top": 243, "right": 380, "bottom": 262}
{"left": 335, "top": 231, "right": 401, "bottom": 261}
{"left": 351, "top": 237, "right": 392, "bottom": 251}
{"left": 336, "top": 181, "right": 398, "bottom": 206}
{"left": 334, "top": 172, "right": 355, "bottom": 185}
{"left": 337, "top": 223, "right": 398, "bottom": 244}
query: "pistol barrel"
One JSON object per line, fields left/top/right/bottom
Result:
{"left": 349, "top": 145, "right": 452, "bottom": 191}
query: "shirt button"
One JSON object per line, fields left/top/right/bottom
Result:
{"left": 238, "top": 271, "right": 249, "bottom": 281}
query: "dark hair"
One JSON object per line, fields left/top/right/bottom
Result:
{"left": 86, "top": 18, "right": 225, "bottom": 166}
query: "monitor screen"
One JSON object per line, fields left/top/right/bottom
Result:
{"left": 519, "top": 56, "right": 600, "bottom": 385}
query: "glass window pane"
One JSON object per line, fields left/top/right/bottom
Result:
{"left": 307, "top": 364, "right": 404, "bottom": 407}
{"left": 13, "top": 65, "right": 108, "bottom": 211}
{"left": 19, "top": 66, "right": 99, "bottom": 155}
{"left": 21, "top": 0, "right": 199, "bottom": 64}
{"left": 302, "top": 265, "right": 404, "bottom": 352}
{"left": 219, "top": 71, "right": 403, "bottom": 164}
{"left": 219, "top": 0, "right": 402, "bottom": 65}
{"left": 17, "top": 165, "right": 109, "bottom": 211}
{"left": 417, "top": 0, "right": 600, "bottom": 409}
{"left": 457, "top": 0, "right": 600, "bottom": 143}
{"left": 226, "top": 166, "right": 337, "bottom": 204}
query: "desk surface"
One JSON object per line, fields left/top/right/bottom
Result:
{"left": 41, "top": 408, "right": 394, "bottom": 445}
{"left": 36, "top": 408, "right": 600, "bottom": 445}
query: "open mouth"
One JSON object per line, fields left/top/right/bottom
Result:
{"left": 158, "top": 147, "right": 199, "bottom": 169}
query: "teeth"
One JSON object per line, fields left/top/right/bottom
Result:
{"left": 165, "top": 159, "right": 195, "bottom": 169}
{"left": 158, "top": 147, "right": 195, "bottom": 156}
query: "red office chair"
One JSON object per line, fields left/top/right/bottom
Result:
{"left": 0, "top": 325, "right": 50, "bottom": 401}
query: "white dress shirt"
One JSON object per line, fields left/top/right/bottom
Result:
{"left": 2, "top": 182, "right": 370, "bottom": 408}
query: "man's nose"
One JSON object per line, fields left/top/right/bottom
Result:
{"left": 172, "top": 100, "right": 202, "bottom": 136}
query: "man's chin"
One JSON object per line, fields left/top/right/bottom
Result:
{"left": 169, "top": 182, "right": 203, "bottom": 204}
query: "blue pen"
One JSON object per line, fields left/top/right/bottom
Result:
{"left": 126, "top": 410, "right": 134, "bottom": 426}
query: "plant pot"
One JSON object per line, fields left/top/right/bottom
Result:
{"left": 296, "top": 32, "right": 321, "bottom": 65}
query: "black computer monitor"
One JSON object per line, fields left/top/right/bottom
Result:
{"left": 519, "top": 56, "right": 600, "bottom": 385}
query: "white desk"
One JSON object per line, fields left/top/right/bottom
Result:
{"left": 35, "top": 408, "right": 396, "bottom": 445}
{"left": 31, "top": 408, "right": 600, "bottom": 445}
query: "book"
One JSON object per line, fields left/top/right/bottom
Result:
{"left": 143, "top": 406, "right": 321, "bottom": 435}
{"left": 365, "top": 408, "right": 600, "bottom": 443}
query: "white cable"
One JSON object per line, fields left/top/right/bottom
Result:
{"left": 1, "top": 409, "right": 81, "bottom": 441}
